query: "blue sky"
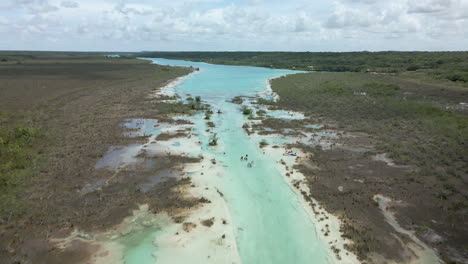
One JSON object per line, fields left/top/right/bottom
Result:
{"left": 0, "top": 0, "right": 467, "bottom": 51}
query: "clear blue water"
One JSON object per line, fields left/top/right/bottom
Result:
{"left": 121, "top": 58, "right": 330, "bottom": 264}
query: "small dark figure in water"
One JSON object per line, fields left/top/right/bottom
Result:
{"left": 245, "top": 156, "right": 248, "bottom": 161}
{"left": 241, "top": 157, "right": 244, "bottom": 161}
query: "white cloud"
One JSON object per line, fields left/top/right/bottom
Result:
{"left": 324, "top": 3, "right": 377, "bottom": 28}
{"left": 60, "top": 1, "right": 79, "bottom": 8}
{"left": 0, "top": 16, "right": 9, "bottom": 25}
{"left": 0, "top": 0, "right": 467, "bottom": 51}
{"left": 13, "top": 0, "right": 59, "bottom": 13}
{"left": 407, "top": 0, "right": 453, "bottom": 13}
{"left": 350, "top": 0, "right": 378, "bottom": 4}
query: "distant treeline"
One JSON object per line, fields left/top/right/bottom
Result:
{"left": 2, "top": 51, "right": 467, "bottom": 83}
{"left": 136, "top": 51, "right": 468, "bottom": 83}
{"left": 0, "top": 51, "right": 135, "bottom": 62}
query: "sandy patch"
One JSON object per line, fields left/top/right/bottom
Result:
{"left": 373, "top": 195, "right": 442, "bottom": 264}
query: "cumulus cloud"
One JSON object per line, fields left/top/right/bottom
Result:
{"left": 0, "top": 0, "right": 467, "bottom": 51}
{"left": 13, "top": 0, "right": 59, "bottom": 13}
{"left": 350, "top": 0, "right": 378, "bottom": 4}
{"left": 324, "top": 0, "right": 468, "bottom": 41}
{"left": 61, "top": 1, "right": 79, "bottom": 8}
{"left": 114, "top": 2, "right": 153, "bottom": 16}
{"left": 407, "top": 0, "right": 453, "bottom": 13}
{"left": 324, "top": 3, "right": 377, "bottom": 28}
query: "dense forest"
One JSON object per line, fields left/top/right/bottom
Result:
{"left": 137, "top": 51, "right": 468, "bottom": 83}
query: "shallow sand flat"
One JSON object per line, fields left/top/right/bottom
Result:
{"left": 153, "top": 157, "right": 241, "bottom": 264}
{"left": 150, "top": 69, "right": 200, "bottom": 99}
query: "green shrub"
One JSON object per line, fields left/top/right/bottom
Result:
{"left": 257, "top": 98, "right": 275, "bottom": 105}
{"left": 407, "top": 65, "right": 420, "bottom": 71}
{"left": 242, "top": 106, "right": 252, "bottom": 115}
{"left": 231, "top": 96, "right": 243, "bottom": 104}
{"left": 209, "top": 133, "right": 218, "bottom": 146}
{"left": 361, "top": 82, "right": 400, "bottom": 97}
{"left": 446, "top": 73, "right": 467, "bottom": 82}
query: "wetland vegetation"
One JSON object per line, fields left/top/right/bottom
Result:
{"left": 0, "top": 52, "right": 195, "bottom": 263}
{"left": 267, "top": 71, "right": 467, "bottom": 263}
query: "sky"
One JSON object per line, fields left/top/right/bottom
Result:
{"left": 0, "top": 0, "right": 467, "bottom": 51}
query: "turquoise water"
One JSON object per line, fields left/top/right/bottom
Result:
{"left": 123, "top": 58, "right": 330, "bottom": 263}
{"left": 119, "top": 228, "right": 161, "bottom": 263}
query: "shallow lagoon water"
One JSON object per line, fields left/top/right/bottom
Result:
{"left": 120, "top": 58, "right": 331, "bottom": 263}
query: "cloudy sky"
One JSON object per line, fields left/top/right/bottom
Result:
{"left": 0, "top": 0, "right": 467, "bottom": 51}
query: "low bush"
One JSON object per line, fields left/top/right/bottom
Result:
{"left": 242, "top": 106, "right": 252, "bottom": 115}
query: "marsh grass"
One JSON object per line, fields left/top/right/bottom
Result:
{"left": 271, "top": 72, "right": 468, "bottom": 210}
{"left": 0, "top": 54, "right": 193, "bottom": 223}
{"left": 256, "top": 98, "right": 275, "bottom": 105}
{"left": 231, "top": 96, "right": 244, "bottom": 104}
